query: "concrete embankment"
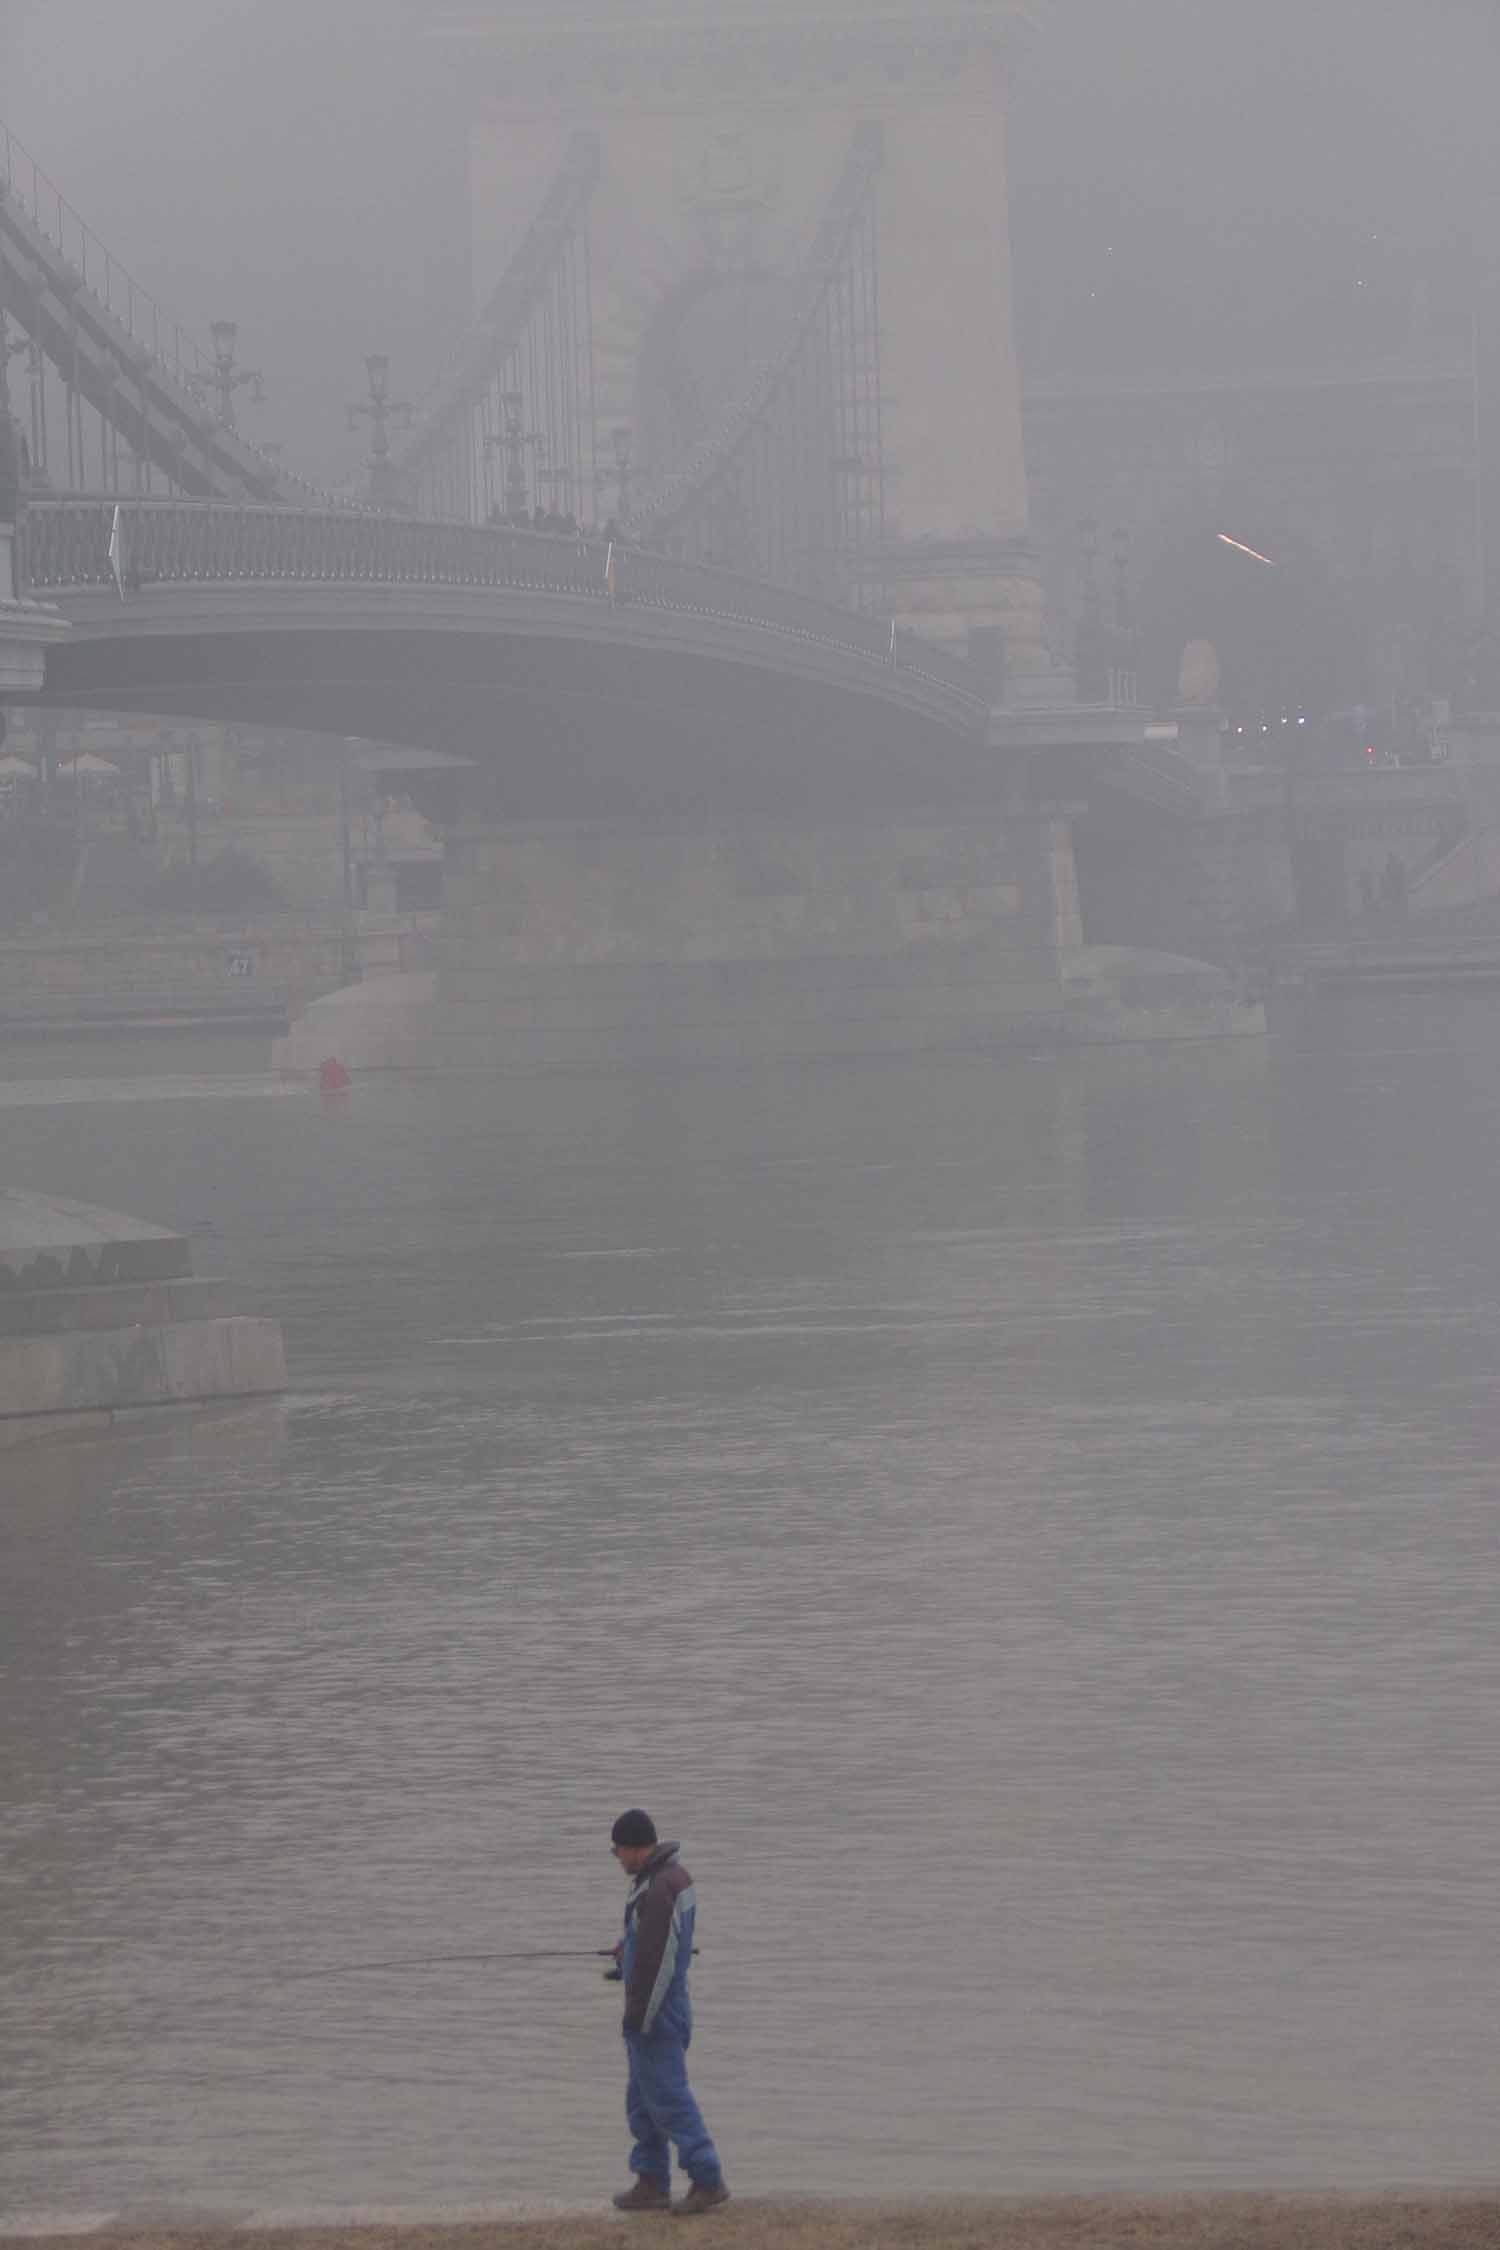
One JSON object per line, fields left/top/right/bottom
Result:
{"left": 6, "top": 2197, "right": 1497, "bottom": 2250}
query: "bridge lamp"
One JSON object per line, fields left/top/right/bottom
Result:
{"left": 611, "top": 423, "right": 633, "bottom": 528}
{"left": 348, "top": 354, "right": 412, "bottom": 509}
{"left": 499, "top": 389, "right": 531, "bottom": 520}
{"left": 203, "top": 319, "right": 263, "bottom": 432}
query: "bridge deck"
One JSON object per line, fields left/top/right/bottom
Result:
{"left": 21, "top": 496, "right": 991, "bottom": 734}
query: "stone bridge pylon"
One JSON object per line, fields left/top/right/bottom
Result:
{"left": 428, "top": 0, "right": 1048, "bottom": 691}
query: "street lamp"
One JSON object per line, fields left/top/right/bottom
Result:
{"left": 1074, "top": 516, "right": 1108, "bottom": 699}
{"left": 1111, "top": 525, "right": 1133, "bottom": 639}
{"left": 198, "top": 319, "right": 264, "bottom": 432}
{"left": 611, "top": 423, "right": 634, "bottom": 530}
{"left": 487, "top": 401, "right": 572, "bottom": 525}
{"left": 1, "top": 311, "right": 29, "bottom": 416}
{"left": 347, "top": 352, "right": 413, "bottom": 509}
{"left": 0, "top": 315, "right": 29, "bottom": 527}
{"left": 501, "top": 390, "right": 530, "bottom": 521}
{"left": 1, "top": 316, "right": 42, "bottom": 486}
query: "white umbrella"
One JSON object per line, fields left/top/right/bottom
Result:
{"left": 0, "top": 754, "right": 37, "bottom": 777}
{"left": 54, "top": 753, "right": 121, "bottom": 776}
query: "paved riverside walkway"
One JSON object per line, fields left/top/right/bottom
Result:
{"left": 4, "top": 2197, "right": 1497, "bottom": 2250}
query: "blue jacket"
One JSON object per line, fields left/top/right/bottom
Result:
{"left": 621, "top": 1840, "right": 697, "bottom": 2040}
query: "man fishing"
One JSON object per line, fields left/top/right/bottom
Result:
{"left": 608, "top": 1809, "right": 729, "bottom": 2217}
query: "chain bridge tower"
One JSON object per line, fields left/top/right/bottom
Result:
{"left": 426, "top": 1, "right": 1047, "bottom": 693}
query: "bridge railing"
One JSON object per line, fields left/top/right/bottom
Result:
{"left": 0, "top": 117, "right": 211, "bottom": 394}
{"left": 22, "top": 498, "right": 991, "bottom": 729}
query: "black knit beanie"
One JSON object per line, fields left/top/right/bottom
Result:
{"left": 611, "top": 1808, "right": 657, "bottom": 1848}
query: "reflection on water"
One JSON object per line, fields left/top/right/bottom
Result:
{"left": 2, "top": 1004, "right": 1499, "bottom": 2214}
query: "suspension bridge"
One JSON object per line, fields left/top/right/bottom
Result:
{"left": 0, "top": 105, "right": 997, "bottom": 801}
{"left": 0, "top": 6, "right": 1175, "bottom": 1065}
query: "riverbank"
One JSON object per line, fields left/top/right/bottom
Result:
{"left": 6, "top": 2197, "right": 1498, "bottom": 2250}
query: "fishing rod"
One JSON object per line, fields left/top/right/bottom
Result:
{"left": 273, "top": 1946, "right": 696, "bottom": 1984}
{"left": 275, "top": 1949, "right": 619, "bottom": 1982}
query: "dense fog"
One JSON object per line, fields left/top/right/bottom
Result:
{"left": 6, "top": 0, "right": 1498, "bottom": 479}
{"left": 5, "top": 4, "right": 1500, "bottom": 2228}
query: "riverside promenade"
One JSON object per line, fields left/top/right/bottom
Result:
{"left": 5, "top": 2197, "right": 1498, "bottom": 2250}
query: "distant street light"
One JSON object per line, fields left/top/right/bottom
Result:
{"left": 347, "top": 353, "right": 413, "bottom": 509}
{"left": 1217, "top": 531, "right": 1277, "bottom": 567}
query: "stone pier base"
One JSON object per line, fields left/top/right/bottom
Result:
{"left": 429, "top": 808, "right": 1081, "bottom": 1071}
{"left": 1074, "top": 799, "right": 1296, "bottom": 962}
{"left": 0, "top": 1192, "right": 286, "bottom": 1443}
{"left": 0, "top": 1319, "right": 288, "bottom": 1439}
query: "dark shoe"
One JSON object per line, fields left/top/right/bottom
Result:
{"left": 673, "top": 2180, "right": 730, "bottom": 2217}
{"left": 614, "top": 2179, "right": 671, "bottom": 2212}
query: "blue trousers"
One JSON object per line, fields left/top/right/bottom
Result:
{"left": 624, "top": 2030, "right": 722, "bottom": 2190}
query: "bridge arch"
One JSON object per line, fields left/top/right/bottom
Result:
{"left": 22, "top": 498, "right": 992, "bottom": 819}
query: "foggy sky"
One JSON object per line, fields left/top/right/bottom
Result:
{"left": 3, "top": 0, "right": 1498, "bottom": 476}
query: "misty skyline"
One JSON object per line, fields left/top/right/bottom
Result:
{"left": 3, "top": 0, "right": 1498, "bottom": 478}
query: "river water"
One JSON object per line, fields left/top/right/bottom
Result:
{"left": 2, "top": 1001, "right": 1498, "bottom": 2220}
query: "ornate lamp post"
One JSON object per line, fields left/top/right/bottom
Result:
{"left": 200, "top": 320, "right": 264, "bottom": 433}
{"left": 1, "top": 312, "right": 26, "bottom": 422}
{"left": 611, "top": 423, "right": 633, "bottom": 532}
{"left": 501, "top": 390, "right": 530, "bottom": 520}
{"left": 487, "top": 399, "right": 570, "bottom": 525}
{"left": 2, "top": 313, "right": 42, "bottom": 484}
{"left": 1110, "top": 525, "right": 1137, "bottom": 703}
{"left": 348, "top": 352, "right": 413, "bottom": 509}
{"left": 1073, "top": 517, "right": 1107, "bottom": 700}
{"left": 0, "top": 388, "right": 67, "bottom": 732}
{"left": 0, "top": 394, "right": 24, "bottom": 601}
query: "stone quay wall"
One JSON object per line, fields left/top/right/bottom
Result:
{"left": 0, "top": 1317, "right": 288, "bottom": 1432}
{"left": 0, "top": 919, "right": 427, "bottom": 1033}
{"left": 433, "top": 809, "right": 1080, "bottom": 1069}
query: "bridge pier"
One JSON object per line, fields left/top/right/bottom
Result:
{"left": 0, "top": 519, "right": 67, "bottom": 717}
{"left": 1070, "top": 779, "right": 1297, "bottom": 962}
{"left": 425, "top": 805, "right": 1081, "bottom": 1071}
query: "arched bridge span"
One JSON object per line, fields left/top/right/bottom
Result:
{"left": 23, "top": 498, "right": 994, "bottom": 816}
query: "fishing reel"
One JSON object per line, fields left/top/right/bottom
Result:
{"left": 600, "top": 1945, "right": 696, "bottom": 1982}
